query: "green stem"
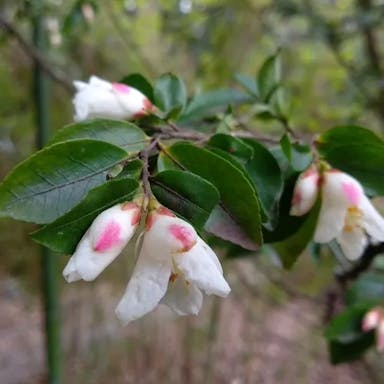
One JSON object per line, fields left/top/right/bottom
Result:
{"left": 33, "top": 2, "right": 62, "bottom": 383}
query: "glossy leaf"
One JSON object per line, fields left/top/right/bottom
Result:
{"left": 243, "top": 138, "right": 284, "bottom": 218}
{"left": 154, "top": 73, "right": 187, "bottom": 117}
{"left": 150, "top": 170, "right": 220, "bottom": 229}
{"left": 158, "top": 142, "right": 262, "bottom": 249}
{"left": 120, "top": 73, "right": 154, "bottom": 102}
{"left": 0, "top": 140, "right": 128, "bottom": 224}
{"left": 273, "top": 199, "right": 320, "bottom": 269}
{"left": 180, "top": 89, "right": 253, "bottom": 122}
{"left": 263, "top": 174, "right": 307, "bottom": 242}
{"left": 31, "top": 178, "right": 139, "bottom": 254}
{"left": 114, "top": 159, "right": 143, "bottom": 180}
{"left": 317, "top": 125, "right": 384, "bottom": 196}
{"left": 208, "top": 134, "right": 254, "bottom": 164}
{"left": 50, "top": 119, "right": 148, "bottom": 152}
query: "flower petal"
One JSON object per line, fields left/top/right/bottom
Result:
{"left": 115, "top": 243, "right": 171, "bottom": 325}
{"left": 62, "top": 256, "right": 81, "bottom": 283}
{"left": 314, "top": 199, "right": 347, "bottom": 243}
{"left": 161, "top": 279, "right": 203, "bottom": 316}
{"left": 360, "top": 196, "right": 384, "bottom": 242}
{"left": 290, "top": 168, "right": 319, "bottom": 216}
{"left": 337, "top": 227, "right": 367, "bottom": 261}
{"left": 174, "top": 241, "right": 230, "bottom": 297}
{"left": 314, "top": 171, "right": 351, "bottom": 243}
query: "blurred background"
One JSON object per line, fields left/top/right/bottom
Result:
{"left": 1, "top": 0, "right": 384, "bottom": 383}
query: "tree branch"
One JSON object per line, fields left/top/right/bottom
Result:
{"left": 0, "top": 14, "right": 74, "bottom": 93}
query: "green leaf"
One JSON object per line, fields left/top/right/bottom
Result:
{"left": 158, "top": 142, "right": 262, "bottom": 249}
{"left": 242, "top": 139, "right": 284, "bottom": 219}
{"left": 272, "top": 88, "right": 291, "bottom": 119}
{"left": 120, "top": 73, "right": 154, "bottom": 102}
{"left": 154, "top": 73, "right": 187, "bottom": 118}
{"left": 347, "top": 273, "right": 384, "bottom": 306}
{"left": 208, "top": 134, "right": 254, "bottom": 164}
{"left": 317, "top": 125, "right": 384, "bottom": 196}
{"left": 328, "top": 335, "right": 374, "bottom": 364}
{"left": 262, "top": 174, "right": 308, "bottom": 242}
{"left": 234, "top": 73, "right": 259, "bottom": 97}
{"left": 180, "top": 89, "right": 253, "bottom": 122}
{"left": 50, "top": 119, "right": 148, "bottom": 152}
{"left": 31, "top": 178, "right": 139, "bottom": 254}
{"left": 324, "top": 304, "right": 374, "bottom": 364}
{"left": 0, "top": 139, "right": 128, "bottom": 224}
{"left": 273, "top": 199, "right": 321, "bottom": 269}
{"left": 280, "top": 135, "right": 312, "bottom": 174}
{"left": 258, "top": 51, "right": 281, "bottom": 102}
{"left": 114, "top": 159, "right": 143, "bottom": 180}
{"left": 150, "top": 170, "right": 220, "bottom": 229}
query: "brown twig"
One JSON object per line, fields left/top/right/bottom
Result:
{"left": 0, "top": 14, "right": 74, "bottom": 93}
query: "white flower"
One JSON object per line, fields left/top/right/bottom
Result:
{"left": 115, "top": 207, "right": 230, "bottom": 325}
{"left": 290, "top": 166, "right": 319, "bottom": 216}
{"left": 63, "top": 202, "right": 141, "bottom": 282}
{"left": 290, "top": 168, "right": 384, "bottom": 261}
{"left": 73, "top": 76, "right": 154, "bottom": 121}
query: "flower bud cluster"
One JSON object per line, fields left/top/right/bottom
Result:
{"left": 63, "top": 203, "right": 230, "bottom": 324}
{"left": 290, "top": 167, "right": 384, "bottom": 260}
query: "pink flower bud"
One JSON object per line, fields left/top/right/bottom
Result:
{"left": 362, "top": 308, "right": 380, "bottom": 332}
{"left": 72, "top": 76, "right": 154, "bottom": 121}
{"left": 377, "top": 319, "right": 384, "bottom": 352}
{"left": 63, "top": 202, "right": 140, "bottom": 282}
{"left": 290, "top": 167, "right": 319, "bottom": 216}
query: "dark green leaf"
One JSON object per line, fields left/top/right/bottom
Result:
{"left": 262, "top": 174, "right": 305, "bottom": 242}
{"left": 234, "top": 73, "right": 259, "bottom": 97}
{"left": 325, "top": 304, "right": 372, "bottom": 341}
{"left": 31, "top": 178, "right": 139, "bottom": 254}
{"left": 0, "top": 140, "right": 128, "bottom": 224}
{"left": 281, "top": 135, "right": 312, "bottom": 173}
{"left": 154, "top": 73, "right": 187, "bottom": 118}
{"left": 243, "top": 138, "right": 284, "bottom": 219}
{"left": 328, "top": 335, "right": 374, "bottom": 364}
{"left": 157, "top": 142, "right": 262, "bottom": 249}
{"left": 325, "top": 304, "right": 374, "bottom": 364}
{"left": 317, "top": 125, "right": 384, "bottom": 196}
{"left": 347, "top": 273, "right": 384, "bottom": 306}
{"left": 258, "top": 51, "right": 281, "bottom": 102}
{"left": 151, "top": 170, "right": 220, "bottom": 229}
{"left": 208, "top": 134, "right": 254, "bottom": 164}
{"left": 50, "top": 119, "right": 148, "bottom": 152}
{"left": 114, "top": 159, "right": 143, "bottom": 180}
{"left": 273, "top": 199, "right": 321, "bottom": 269}
{"left": 180, "top": 89, "right": 253, "bottom": 122}
{"left": 120, "top": 73, "right": 154, "bottom": 102}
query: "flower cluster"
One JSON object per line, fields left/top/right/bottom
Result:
{"left": 362, "top": 307, "right": 384, "bottom": 351}
{"left": 73, "top": 76, "right": 154, "bottom": 121}
{"left": 63, "top": 203, "right": 230, "bottom": 324}
{"left": 290, "top": 167, "right": 384, "bottom": 260}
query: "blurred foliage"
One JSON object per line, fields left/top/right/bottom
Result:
{"left": 1, "top": 0, "right": 384, "bottom": 380}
